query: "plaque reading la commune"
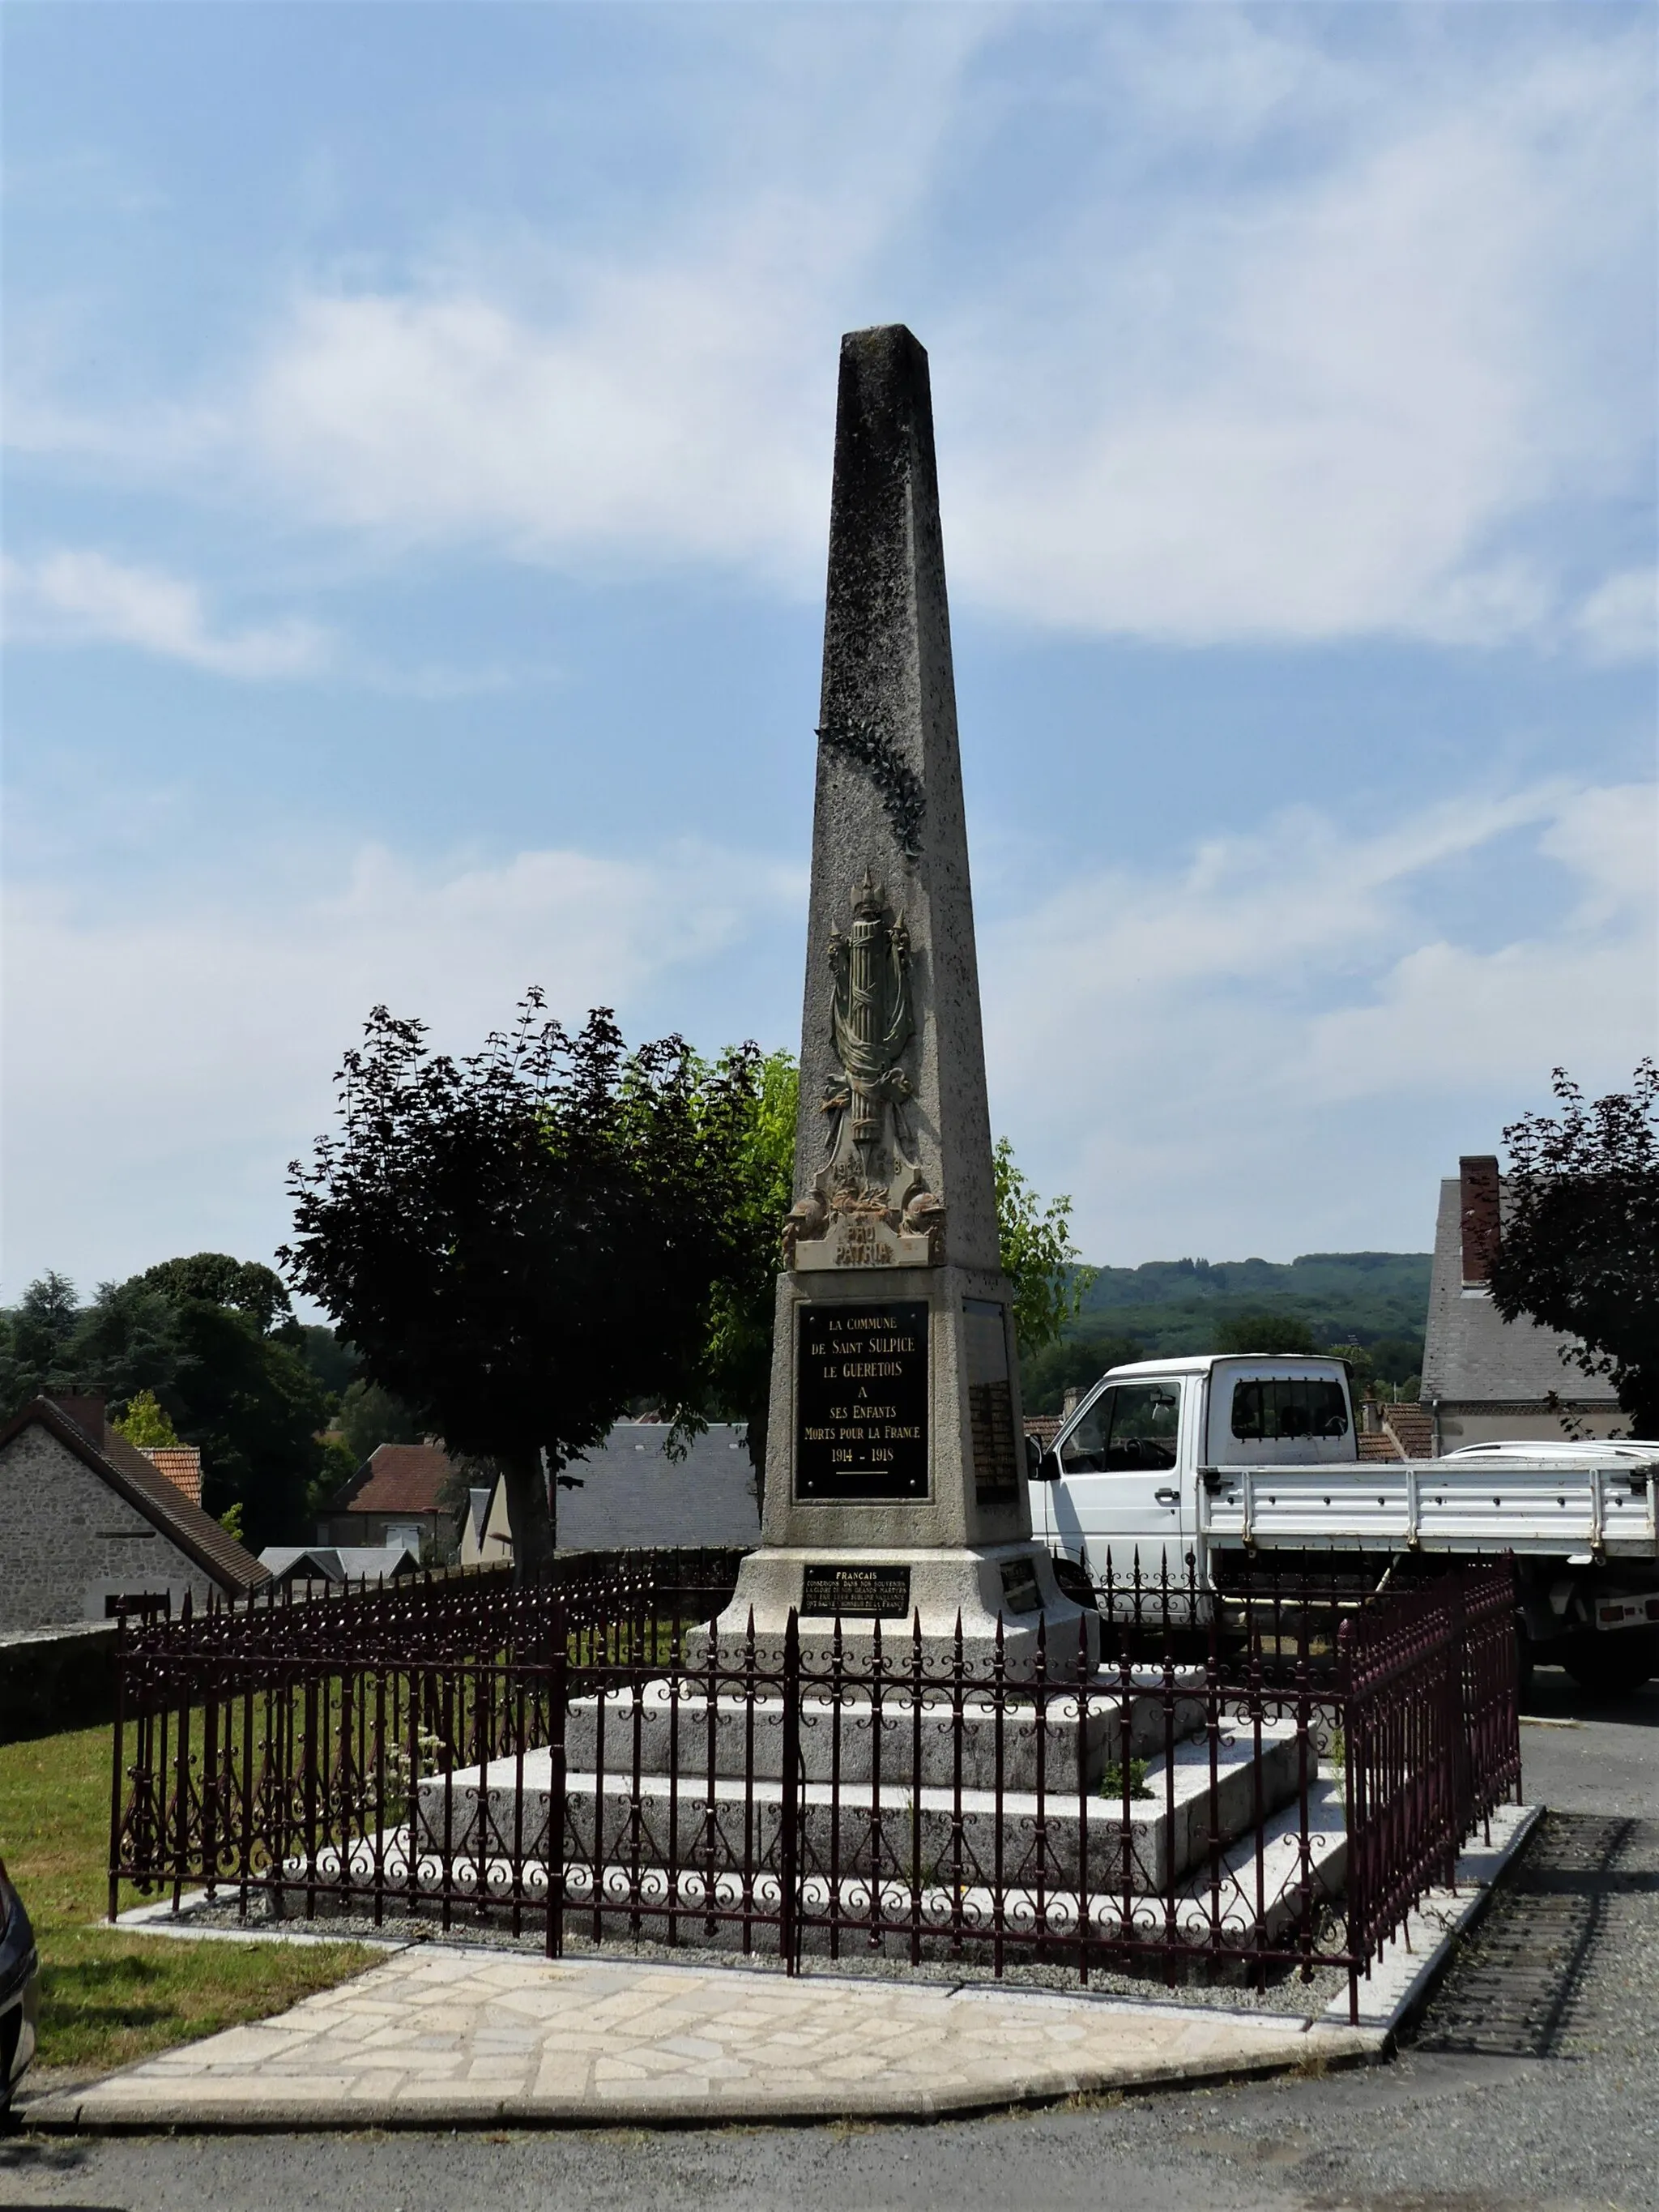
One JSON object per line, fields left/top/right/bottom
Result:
{"left": 795, "top": 1300, "right": 928, "bottom": 1500}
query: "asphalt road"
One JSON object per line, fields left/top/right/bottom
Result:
{"left": 3, "top": 1666, "right": 1655, "bottom": 2212}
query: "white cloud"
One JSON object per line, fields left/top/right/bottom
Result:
{"left": 1, "top": 550, "right": 329, "bottom": 677}
{"left": 2, "top": 837, "right": 804, "bottom": 1296}
{"left": 6, "top": 777, "right": 1652, "bottom": 1289}
{"left": 1572, "top": 568, "right": 1657, "bottom": 665}
{"left": 6, "top": 17, "right": 1647, "bottom": 652}
{"left": 945, "top": 36, "right": 1653, "bottom": 646}
{"left": 981, "top": 780, "right": 1657, "bottom": 1260}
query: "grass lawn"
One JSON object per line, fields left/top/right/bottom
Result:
{"left": 0, "top": 1723, "right": 377, "bottom": 2075}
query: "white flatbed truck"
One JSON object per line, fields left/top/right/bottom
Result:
{"left": 1028, "top": 1353, "right": 1659, "bottom": 1692}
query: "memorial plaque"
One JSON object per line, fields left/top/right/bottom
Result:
{"left": 801, "top": 1564, "right": 913, "bottom": 1619}
{"left": 795, "top": 1300, "right": 928, "bottom": 1500}
{"left": 965, "top": 1298, "right": 1018, "bottom": 1505}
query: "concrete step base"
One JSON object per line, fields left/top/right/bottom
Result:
{"left": 556, "top": 1670, "right": 1211, "bottom": 1792}
{"left": 413, "top": 1723, "right": 1312, "bottom": 1894}
{"left": 280, "top": 1780, "right": 1346, "bottom": 1963}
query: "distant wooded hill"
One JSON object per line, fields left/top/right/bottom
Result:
{"left": 1023, "top": 1251, "right": 1432, "bottom": 1415}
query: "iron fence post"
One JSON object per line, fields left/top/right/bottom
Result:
{"left": 548, "top": 1590, "right": 567, "bottom": 1958}
{"left": 779, "top": 1608, "right": 801, "bottom": 1975}
{"left": 107, "top": 1604, "right": 126, "bottom": 1924}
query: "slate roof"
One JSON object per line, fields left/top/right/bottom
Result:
{"left": 140, "top": 1444, "right": 203, "bottom": 1507}
{"left": 1421, "top": 1176, "right": 1618, "bottom": 1407}
{"left": 0, "top": 1398, "right": 269, "bottom": 1596}
{"left": 556, "top": 1424, "right": 759, "bottom": 1550}
{"left": 328, "top": 1441, "right": 458, "bottom": 1517}
{"left": 260, "top": 1544, "right": 420, "bottom": 1585}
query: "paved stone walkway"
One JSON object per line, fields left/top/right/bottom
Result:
{"left": 25, "top": 1949, "right": 1372, "bottom": 2129}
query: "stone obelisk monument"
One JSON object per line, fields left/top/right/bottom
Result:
{"left": 716, "top": 325, "right": 1095, "bottom": 1675}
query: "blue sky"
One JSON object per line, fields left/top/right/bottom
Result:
{"left": 3, "top": 1, "right": 1655, "bottom": 1300}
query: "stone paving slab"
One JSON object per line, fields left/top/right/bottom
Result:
{"left": 23, "top": 1950, "right": 1378, "bottom": 2131}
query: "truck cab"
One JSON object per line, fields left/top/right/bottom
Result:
{"left": 1029, "top": 1354, "right": 1357, "bottom": 1578}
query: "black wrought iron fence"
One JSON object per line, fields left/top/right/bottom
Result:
{"left": 109, "top": 1552, "right": 1520, "bottom": 2021}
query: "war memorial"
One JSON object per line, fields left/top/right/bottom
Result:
{"left": 714, "top": 321, "right": 1095, "bottom": 1677}
{"left": 100, "top": 327, "right": 1522, "bottom": 2009}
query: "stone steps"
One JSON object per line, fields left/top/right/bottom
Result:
{"left": 413, "top": 1720, "right": 1310, "bottom": 1895}
{"left": 555, "top": 1670, "right": 1210, "bottom": 1793}
{"left": 286, "top": 1779, "right": 1346, "bottom": 1959}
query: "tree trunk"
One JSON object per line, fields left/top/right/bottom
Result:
{"left": 501, "top": 1448, "right": 553, "bottom": 1585}
{"left": 744, "top": 1387, "right": 769, "bottom": 1514}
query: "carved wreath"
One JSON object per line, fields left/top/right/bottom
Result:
{"left": 816, "top": 717, "right": 924, "bottom": 860}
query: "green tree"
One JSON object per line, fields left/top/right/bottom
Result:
{"left": 292, "top": 1324, "right": 360, "bottom": 1400}
{"left": 70, "top": 1275, "right": 330, "bottom": 1548}
{"left": 699, "top": 1048, "right": 798, "bottom": 1479}
{"left": 283, "top": 997, "right": 762, "bottom": 1579}
{"left": 1212, "top": 1313, "right": 1318, "bottom": 1356}
{"left": 0, "top": 1271, "right": 83, "bottom": 1407}
{"left": 992, "top": 1136, "right": 1094, "bottom": 1360}
{"left": 335, "top": 1377, "right": 424, "bottom": 1463}
{"left": 111, "top": 1387, "right": 179, "bottom": 1447}
{"left": 1020, "top": 1332, "right": 1146, "bottom": 1416}
{"left": 1491, "top": 1061, "right": 1659, "bottom": 1437}
{"left": 138, "top": 1253, "right": 291, "bottom": 1332}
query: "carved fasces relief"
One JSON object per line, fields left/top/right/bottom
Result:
{"left": 785, "top": 867, "right": 945, "bottom": 1270}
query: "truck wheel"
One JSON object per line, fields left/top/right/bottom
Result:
{"left": 1564, "top": 1629, "right": 1657, "bottom": 1696}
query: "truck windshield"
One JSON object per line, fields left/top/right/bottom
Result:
{"left": 1061, "top": 1383, "right": 1180, "bottom": 1474}
{"left": 1230, "top": 1377, "right": 1349, "bottom": 1441}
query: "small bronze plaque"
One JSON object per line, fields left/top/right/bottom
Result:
{"left": 795, "top": 1300, "right": 928, "bottom": 1500}
{"left": 999, "top": 1557, "right": 1042, "bottom": 1615}
{"left": 801, "top": 1565, "right": 913, "bottom": 1619}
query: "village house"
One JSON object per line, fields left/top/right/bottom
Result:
{"left": 0, "top": 1392, "right": 267, "bottom": 1631}
{"left": 1422, "top": 1155, "right": 1623, "bottom": 1453}
{"left": 315, "top": 1441, "right": 459, "bottom": 1558}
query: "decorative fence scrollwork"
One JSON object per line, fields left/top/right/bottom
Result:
{"left": 109, "top": 1551, "right": 1520, "bottom": 2023}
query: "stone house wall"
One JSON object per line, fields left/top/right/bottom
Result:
{"left": 0, "top": 1424, "right": 218, "bottom": 1632}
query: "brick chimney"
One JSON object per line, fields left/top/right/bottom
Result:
{"left": 1459, "top": 1155, "right": 1501, "bottom": 1286}
{"left": 48, "top": 1390, "right": 107, "bottom": 1443}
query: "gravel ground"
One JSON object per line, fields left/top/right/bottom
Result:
{"left": 160, "top": 1891, "right": 1354, "bottom": 2018}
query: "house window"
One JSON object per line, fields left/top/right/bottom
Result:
{"left": 386, "top": 1523, "right": 423, "bottom": 1555}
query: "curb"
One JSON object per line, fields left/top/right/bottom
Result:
{"left": 19, "top": 2027, "right": 1383, "bottom": 2134}
{"left": 1307, "top": 1801, "right": 1542, "bottom": 2048}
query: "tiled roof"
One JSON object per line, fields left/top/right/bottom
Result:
{"left": 140, "top": 1444, "right": 203, "bottom": 1507}
{"left": 1, "top": 1399, "right": 268, "bottom": 1596}
{"left": 331, "top": 1442, "right": 458, "bottom": 1516}
{"left": 1422, "top": 1177, "right": 1618, "bottom": 1406}
{"left": 1383, "top": 1404, "right": 1435, "bottom": 1458}
{"left": 1354, "top": 1408, "right": 1434, "bottom": 1462}
{"left": 1024, "top": 1416, "right": 1062, "bottom": 1448}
